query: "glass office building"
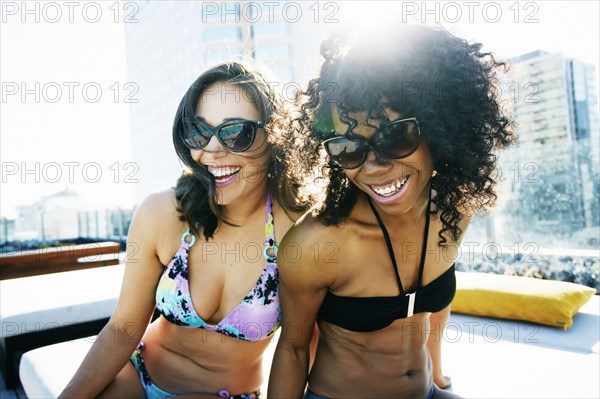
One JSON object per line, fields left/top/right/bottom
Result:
{"left": 497, "top": 50, "right": 599, "bottom": 243}
{"left": 123, "top": 1, "right": 324, "bottom": 204}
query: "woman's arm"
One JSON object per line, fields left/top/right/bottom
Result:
{"left": 427, "top": 306, "right": 451, "bottom": 388}
{"left": 59, "top": 192, "right": 170, "bottom": 398}
{"left": 268, "top": 221, "right": 331, "bottom": 398}
{"left": 427, "top": 211, "right": 473, "bottom": 389}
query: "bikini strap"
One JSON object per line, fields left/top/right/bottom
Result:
{"left": 180, "top": 229, "right": 196, "bottom": 248}
{"left": 164, "top": 229, "right": 195, "bottom": 271}
{"left": 415, "top": 188, "right": 433, "bottom": 289}
{"left": 263, "top": 192, "right": 277, "bottom": 262}
{"left": 178, "top": 195, "right": 275, "bottom": 261}
{"left": 367, "top": 198, "right": 404, "bottom": 295}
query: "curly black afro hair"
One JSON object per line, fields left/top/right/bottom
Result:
{"left": 292, "top": 25, "right": 516, "bottom": 245}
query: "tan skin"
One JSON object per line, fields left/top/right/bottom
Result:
{"left": 429, "top": 306, "right": 452, "bottom": 388}
{"left": 59, "top": 82, "right": 298, "bottom": 398}
{"left": 269, "top": 107, "right": 470, "bottom": 398}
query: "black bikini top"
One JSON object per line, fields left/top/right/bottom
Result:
{"left": 318, "top": 196, "right": 456, "bottom": 332}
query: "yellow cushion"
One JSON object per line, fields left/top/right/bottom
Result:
{"left": 453, "top": 271, "right": 596, "bottom": 329}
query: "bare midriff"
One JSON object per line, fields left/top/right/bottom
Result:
{"left": 308, "top": 314, "right": 433, "bottom": 399}
{"left": 140, "top": 318, "right": 270, "bottom": 395}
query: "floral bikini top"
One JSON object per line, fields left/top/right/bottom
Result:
{"left": 155, "top": 193, "right": 280, "bottom": 342}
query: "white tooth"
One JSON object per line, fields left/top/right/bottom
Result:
{"left": 372, "top": 176, "right": 409, "bottom": 197}
{"left": 210, "top": 167, "right": 240, "bottom": 177}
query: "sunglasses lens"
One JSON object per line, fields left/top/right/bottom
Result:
{"left": 182, "top": 121, "right": 210, "bottom": 149}
{"left": 326, "top": 138, "right": 365, "bottom": 168}
{"left": 376, "top": 120, "right": 419, "bottom": 158}
{"left": 220, "top": 122, "right": 256, "bottom": 152}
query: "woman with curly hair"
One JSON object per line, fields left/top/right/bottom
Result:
{"left": 269, "top": 24, "right": 514, "bottom": 399}
{"left": 59, "top": 62, "right": 306, "bottom": 398}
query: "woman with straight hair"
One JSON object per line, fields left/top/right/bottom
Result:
{"left": 60, "top": 61, "right": 306, "bottom": 398}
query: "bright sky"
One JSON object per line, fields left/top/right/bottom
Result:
{"left": 1, "top": 1, "right": 132, "bottom": 218}
{"left": 1, "top": 1, "right": 599, "bottom": 219}
{"left": 339, "top": 1, "right": 600, "bottom": 64}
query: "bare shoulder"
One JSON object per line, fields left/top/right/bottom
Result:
{"left": 426, "top": 210, "right": 473, "bottom": 271}
{"left": 453, "top": 210, "right": 474, "bottom": 244}
{"left": 458, "top": 211, "right": 474, "bottom": 235}
{"left": 283, "top": 210, "right": 345, "bottom": 250}
{"left": 430, "top": 208, "right": 474, "bottom": 244}
{"left": 133, "top": 188, "right": 182, "bottom": 226}
{"left": 129, "top": 189, "right": 185, "bottom": 250}
{"left": 135, "top": 188, "right": 179, "bottom": 218}
{"left": 278, "top": 210, "right": 348, "bottom": 287}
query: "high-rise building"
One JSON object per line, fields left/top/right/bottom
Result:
{"left": 510, "top": 51, "right": 598, "bottom": 170}
{"left": 505, "top": 50, "right": 599, "bottom": 236}
{"left": 123, "top": 1, "right": 325, "bottom": 204}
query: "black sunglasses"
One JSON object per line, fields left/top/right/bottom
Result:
{"left": 181, "top": 118, "right": 265, "bottom": 152}
{"left": 322, "top": 117, "right": 421, "bottom": 169}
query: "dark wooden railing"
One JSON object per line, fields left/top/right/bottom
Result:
{"left": 0, "top": 242, "right": 121, "bottom": 280}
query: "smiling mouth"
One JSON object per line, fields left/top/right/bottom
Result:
{"left": 369, "top": 176, "right": 409, "bottom": 197}
{"left": 208, "top": 166, "right": 241, "bottom": 183}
